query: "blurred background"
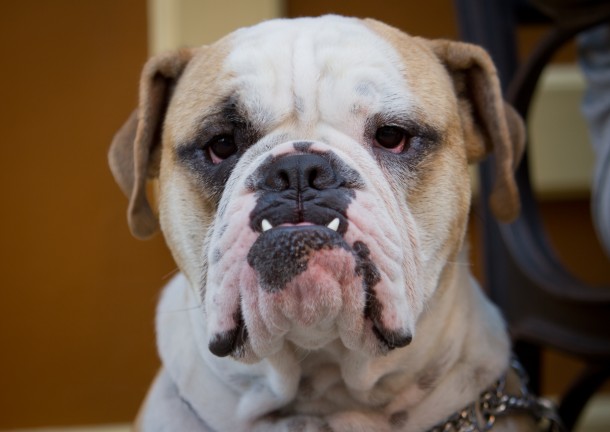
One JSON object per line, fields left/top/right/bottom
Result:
{"left": 0, "top": 0, "right": 607, "bottom": 430}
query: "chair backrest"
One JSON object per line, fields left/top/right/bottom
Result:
{"left": 454, "top": 0, "right": 610, "bottom": 429}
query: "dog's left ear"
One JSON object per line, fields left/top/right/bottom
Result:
{"left": 109, "top": 48, "right": 195, "bottom": 239}
{"left": 427, "top": 40, "right": 525, "bottom": 223}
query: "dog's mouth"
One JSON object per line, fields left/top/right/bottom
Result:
{"left": 248, "top": 190, "right": 351, "bottom": 239}
{"left": 206, "top": 148, "right": 415, "bottom": 360}
{"left": 259, "top": 218, "right": 341, "bottom": 234}
{"left": 208, "top": 219, "right": 413, "bottom": 359}
{"left": 247, "top": 222, "right": 350, "bottom": 293}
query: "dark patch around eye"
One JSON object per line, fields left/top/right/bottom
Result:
{"left": 366, "top": 114, "right": 442, "bottom": 154}
{"left": 176, "top": 97, "right": 261, "bottom": 205}
{"left": 364, "top": 113, "right": 444, "bottom": 184}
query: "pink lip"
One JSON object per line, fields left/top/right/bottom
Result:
{"left": 277, "top": 222, "right": 315, "bottom": 228}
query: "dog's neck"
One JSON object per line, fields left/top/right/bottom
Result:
{"left": 156, "top": 252, "right": 510, "bottom": 431}
{"left": 282, "top": 258, "right": 510, "bottom": 427}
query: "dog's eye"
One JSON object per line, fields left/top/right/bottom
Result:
{"left": 207, "top": 134, "right": 237, "bottom": 164}
{"left": 374, "top": 126, "right": 409, "bottom": 153}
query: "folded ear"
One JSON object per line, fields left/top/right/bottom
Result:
{"left": 109, "top": 48, "right": 195, "bottom": 239}
{"left": 427, "top": 40, "right": 525, "bottom": 223}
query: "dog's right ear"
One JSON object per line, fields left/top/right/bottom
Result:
{"left": 109, "top": 48, "right": 195, "bottom": 239}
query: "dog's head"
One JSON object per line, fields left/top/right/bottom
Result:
{"left": 110, "top": 16, "right": 523, "bottom": 361}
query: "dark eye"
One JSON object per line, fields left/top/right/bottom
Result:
{"left": 374, "top": 126, "right": 409, "bottom": 153}
{"left": 207, "top": 134, "right": 237, "bottom": 164}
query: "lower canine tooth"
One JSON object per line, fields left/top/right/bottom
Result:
{"left": 327, "top": 218, "right": 340, "bottom": 231}
{"left": 261, "top": 219, "right": 273, "bottom": 232}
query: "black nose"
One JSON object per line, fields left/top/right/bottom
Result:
{"left": 263, "top": 154, "right": 339, "bottom": 192}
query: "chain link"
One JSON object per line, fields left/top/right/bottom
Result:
{"left": 427, "top": 358, "right": 565, "bottom": 432}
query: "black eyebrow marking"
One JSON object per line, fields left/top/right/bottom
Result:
{"left": 197, "top": 95, "right": 249, "bottom": 131}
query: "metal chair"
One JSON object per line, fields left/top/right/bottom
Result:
{"left": 454, "top": 0, "right": 610, "bottom": 429}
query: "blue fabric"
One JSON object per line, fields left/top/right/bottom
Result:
{"left": 578, "top": 24, "right": 610, "bottom": 258}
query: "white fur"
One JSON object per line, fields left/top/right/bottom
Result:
{"left": 224, "top": 16, "right": 418, "bottom": 144}
{"left": 141, "top": 252, "right": 509, "bottom": 431}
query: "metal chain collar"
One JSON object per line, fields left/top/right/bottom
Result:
{"left": 427, "top": 358, "right": 566, "bottom": 432}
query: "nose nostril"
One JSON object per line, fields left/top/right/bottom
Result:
{"left": 307, "top": 167, "right": 319, "bottom": 189}
{"left": 262, "top": 154, "right": 338, "bottom": 192}
{"left": 265, "top": 168, "right": 290, "bottom": 191}
{"left": 279, "top": 170, "right": 290, "bottom": 190}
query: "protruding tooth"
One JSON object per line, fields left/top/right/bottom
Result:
{"left": 327, "top": 218, "right": 340, "bottom": 232}
{"left": 261, "top": 219, "right": 273, "bottom": 232}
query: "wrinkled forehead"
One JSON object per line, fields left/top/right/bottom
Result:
{"left": 223, "top": 16, "right": 416, "bottom": 127}
{"left": 169, "top": 16, "right": 453, "bottom": 143}
{"left": 226, "top": 16, "right": 406, "bottom": 81}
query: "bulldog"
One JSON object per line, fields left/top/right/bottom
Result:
{"left": 109, "top": 15, "right": 555, "bottom": 432}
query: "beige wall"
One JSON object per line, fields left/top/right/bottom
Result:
{"left": 0, "top": 1, "right": 174, "bottom": 428}
{"left": 0, "top": 1, "right": 287, "bottom": 428}
{"left": 147, "top": 0, "right": 284, "bottom": 53}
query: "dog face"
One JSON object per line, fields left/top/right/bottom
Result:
{"left": 110, "top": 16, "right": 523, "bottom": 362}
